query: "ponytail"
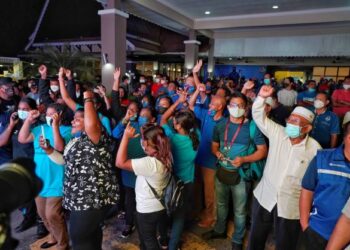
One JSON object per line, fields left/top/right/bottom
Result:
{"left": 174, "top": 110, "right": 199, "bottom": 151}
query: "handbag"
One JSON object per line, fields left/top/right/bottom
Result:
{"left": 216, "top": 165, "right": 241, "bottom": 185}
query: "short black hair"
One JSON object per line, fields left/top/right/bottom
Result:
{"left": 229, "top": 92, "right": 248, "bottom": 107}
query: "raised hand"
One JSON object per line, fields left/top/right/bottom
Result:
{"left": 177, "top": 89, "right": 188, "bottom": 103}
{"left": 38, "top": 65, "right": 47, "bottom": 79}
{"left": 192, "top": 59, "right": 203, "bottom": 74}
{"left": 124, "top": 122, "right": 139, "bottom": 139}
{"left": 58, "top": 67, "right": 65, "bottom": 80}
{"left": 114, "top": 67, "right": 121, "bottom": 81}
{"left": 244, "top": 80, "right": 255, "bottom": 90}
{"left": 9, "top": 112, "right": 19, "bottom": 127}
{"left": 27, "top": 110, "right": 41, "bottom": 123}
{"left": 258, "top": 85, "right": 274, "bottom": 98}
{"left": 198, "top": 83, "right": 206, "bottom": 92}
{"left": 51, "top": 112, "right": 61, "bottom": 127}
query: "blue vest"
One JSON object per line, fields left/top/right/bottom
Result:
{"left": 309, "top": 146, "right": 350, "bottom": 240}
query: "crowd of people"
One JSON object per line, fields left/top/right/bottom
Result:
{"left": 1, "top": 60, "right": 350, "bottom": 250}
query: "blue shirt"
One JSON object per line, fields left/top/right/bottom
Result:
{"left": 162, "top": 123, "right": 200, "bottom": 183}
{"left": 302, "top": 146, "right": 350, "bottom": 240}
{"left": 194, "top": 107, "right": 224, "bottom": 169}
{"left": 310, "top": 110, "right": 340, "bottom": 148}
{"left": 112, "top": 121, "right": 145, "bottom": 188}
{"left": 32, "top": 124, "right": 72, "bottom": 197}
{"left": 297, "top": 90, "right": 317, "bottom": 109}
{"left": 212, "top": 118, "right": 265, "bottom": 171}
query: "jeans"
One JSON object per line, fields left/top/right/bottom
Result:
{"left": 124, "top": 187, "right": 136, "bottom": 227}
{"left": 248, "top": 197, "right": 301, "bottom": 250}
{"left": 69, "top": 207, "right": 110, "bottom": 250}
{"left": 136, "top": 209, "right": 168, "bottom": 250}
{"left": 200, "top": 167, "right": 216, "bottom": 223}
{"left": 168, "top": 183, "right": 194, "bottom": 250}
{"left": 214, "top": 177, "right": 247, "bottom": 244}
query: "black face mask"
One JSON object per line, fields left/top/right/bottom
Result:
{"left": 157, "top": 106, "right": 167, "bottom": 115}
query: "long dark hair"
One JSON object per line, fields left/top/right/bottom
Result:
{"left": 174, "top": 110, "right": 199, "bottom": 150}
{"left": 141, "top": 123, "right": 173, "bottom": 171}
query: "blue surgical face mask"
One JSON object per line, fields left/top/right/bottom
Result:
{"left": 142, "top": 101, "right": 149, "bottom": 108}
{"left": 206, "top": 86, "right": 212, "bottom": 91}
{"left": 130, "top": 114, "right": 137, "bottom": 121}
{"left": 208, "top": 109, "right": 217, "bottom": 117}
{"left": 138, "top": 116, "right": 149, "bottom": 126}
{"left": 285, "top": 123, "right": 302, "bottom": 138}
{"left": 187, "top": 86, "right": 195, "bottom": 94}
{"left": 18, "top": 110, "right": 29, "bottom": 120}
{"left": 308, "top": 88, "right": 316, "bottom": 92}
{"left": 264, "top": 79, "right": 271, "bottom": 85}
{"left": 168, "top": 90, "right": 175, "bottom": 96}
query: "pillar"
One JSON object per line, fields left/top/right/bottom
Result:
{"left": 207, "top": 39, "right": 215, "bottom": 78}
{"left": 184, "top": 30, "right": 201, "bottom": 73}
{"left": 98, "top": 0, "right": 128, "bottom": 92}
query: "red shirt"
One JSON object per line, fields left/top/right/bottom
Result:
{"left": 151, "top": 83, "right": 162, "bottom": 96}
{"left": 332, "top": 89, "right": 350, "bottom": 117}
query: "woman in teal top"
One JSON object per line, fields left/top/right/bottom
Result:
{"left": 160, "top": 92, "right": 200, "bottom": 250}
{"left": 18, "top": 103, "right": 71, "bottom": 250}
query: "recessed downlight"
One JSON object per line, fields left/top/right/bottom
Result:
{"left": 205, "top": 11, "right": 211, "bottom": 15}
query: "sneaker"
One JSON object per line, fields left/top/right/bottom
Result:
{"left": 202, "top": 230, "right": 226, "bottom": 240}
{"left": 232, "top": 242, "right": 243, "bottom": 250}
{"left": 120, "top": 225, "right": 135, "bottom": 238}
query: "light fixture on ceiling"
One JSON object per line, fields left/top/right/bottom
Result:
{"left": 205, "top": 11, "right": 211, "bottom": 15}
{"left": 272, "top": 5, "right": 279, "bottom": 9}
{"left": 229, "top": 58, "right": 232, "bottom": 61}
{"left": 0, "top": 65, "right": 3, "bottom": 67}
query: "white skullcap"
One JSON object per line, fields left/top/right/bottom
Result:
{"left": 291, "top": 106, "right": 315, "bottom": 123}
{"left": 265, "top": 97, "right": 274, "bottom": 106}
{"left": 343, "top": 111, "right": 350, "bottom": 127}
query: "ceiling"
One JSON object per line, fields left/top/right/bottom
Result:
{"left": 156, "top": 0, "right": 350, "bottom": 18}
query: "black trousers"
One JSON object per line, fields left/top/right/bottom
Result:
{"left": 136, "top": 209, "right": 168, "bottom": 250}
{"left": 69, "top": 207, "right": 109, "bottom": 250}
{"left": 124, "top": 186, "right": 136, "bottom": 227}
{"left": 248, "top": 198, "right": 301, "bottom": 250}
{"left": 297, "top": 226, "right": 328, "bottom": 250}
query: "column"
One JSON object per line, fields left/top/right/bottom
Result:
{"left": 98, "top": 0, "right": 128, "bottom": 92}
{"left": 184, "top": 30, "right": 201, "bottom": 73}
{"left": 207, "top": 38, "right": 215, "bottom": 78}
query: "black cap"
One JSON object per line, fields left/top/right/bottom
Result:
{"left": 0, "top": 77, "right": 13, "bottom": 86}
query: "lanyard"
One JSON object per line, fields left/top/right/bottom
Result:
{"left": 224, "top": 119, "right": 244, "bottom": 150}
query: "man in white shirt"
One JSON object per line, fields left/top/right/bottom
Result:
{"left": 277, "top": 77, "right": 297, "bottom": 108}
{"left": 248, "top": 85, "right": 321, "bottom": 250}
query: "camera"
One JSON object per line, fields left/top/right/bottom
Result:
{"left": 0, "top": 158, "right": 42, "bottom": 250}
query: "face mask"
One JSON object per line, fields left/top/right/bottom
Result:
{"left": 206, "top": 86, "right": 212, "bottom": 91}
{"left": 138, "top": 116, "right": 149, "bottom": 126}
{"left": 308, "top": 88, "right": 316, "bottom": 92}
{"left": 314, "top": 99, "right": 325, "bottom": 109}
{"left": 142, "top": 101, "right": 149, "bottom": 108}
{"left": 160, "top": 80, "right": 167, "bottom": 85}
{"left": 228, "top": 106, "right": 245, "bottom": 118}
{"left": 285, "top": 123, "right": 303, "bottom": 138}
{"left": 157, "top": 106, "right": 167, "bottom": 115}
{"left": 140, "top": 79, "right": 145, "bottom": 83}
{"left": 50, "top": 85, "right": 59, "bottom": 92}
{"left": 18, "top": 110, "right": 29, "bottom": 120}
{"left": 168, "top": 90, "right": 175, "bottom": 96}
{"left": 155, "top": 78, "right": 160, "bottom": 83}
{"left": 208, "top": 109, "right": 217, "bottom": 117}
{"left": 343, "top": 84, "right": 350, "bottom": 90}
{"left": 28, "top": 83, "right": 32, "bottom": 88}
{"left": 187, "top": 86, "right": 195, "bottom": 94}
{"left": 46, "top": 116, "right": 52, "bottom": 126}
{"left": 76, "top": 91, "right": 81, "bottom": 98}
{"left": 129, "top": 114, "right": 137, "bottom": 121}
{"left": 264, "top": 79, "right": 271, "bottom": 85}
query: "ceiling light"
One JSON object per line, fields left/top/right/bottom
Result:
{"left": 272, "top": 5, "right": 279, "bottom": 9}
{"left": 205, "top": 11, "right": 210, "bottom": 15}
{"left": 0, "top": 65, "right": 3, "bottom": 67}
{"left": 229, "top": 58, "right": 232, "bottom": 61}
{"left": 30, "top": 63, "right": 34, "bottom": 66}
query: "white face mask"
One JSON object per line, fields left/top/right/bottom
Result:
{"left": 140, "top": 79, "right": 145, "bottom": 83}
{"left": 18, "top": 110, "right": 29, "bottom": 120}
{"left": 344, "top": 84, "right": 350, "bottom": 90}
{"left": 76, "top": 91, "right": 81, "bottom": 98}
{"left": 228, "top": 106, "right": 245, "bottom": 118}
{"left": 46, "top": 116, "right": 52, "bottom": 126}
{"left": 154, "top": 78, "right": 160, "bottom": 83}
{"left": 314, "top": 99, "right": 325, "bottom": 109}
{"left": 50, "top": 85, "right": 59, "bottom": 92}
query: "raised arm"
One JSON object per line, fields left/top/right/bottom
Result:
{"left": 58, "top": 67, "right": 77, "bottom": 111}
{"left": 97, "top": 86, "right": 111, "bottom": 111}
{"left": 116, "top": 122, "right": 136, "bottom": 171}
{"left": 65, "top": 69, "right": 78, "bottom": 102}
{"left": 38, "top": 65, "right": 53, "bottom": 106}
{"left": 192, "top": 60, "right": 202, "bottom": 88}
{"left": 188, "top": 85, "right": 201, "bottom": 111}
{"left": 111, "top": 67, "right": 124, "bottom": 123}
{"left": 51, "top": 112, "right": 65, "bottom": 152}
{"left": 241, "top": 80, "right": 255, "bottom": 95}
{"left": 83, "top": 91, "right": 102, "bottom": 144}
{"left": 18, "top": 110, "right": 40, "bottom": 144}
{"left": 0, "top": 113, "right": 18, "bottom": 147}
{"left": 160, "top": 91, "right": 187, "bottom": 126}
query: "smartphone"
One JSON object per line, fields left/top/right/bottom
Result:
{"left": 41, "top": 125, "right": 48, "bottom": 147}
{"left": 12, "top": 113, "right": 19, "bottom": 120}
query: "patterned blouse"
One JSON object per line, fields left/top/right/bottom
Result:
{"left": 63, "top": 131, "right": 119, "bottom": 211}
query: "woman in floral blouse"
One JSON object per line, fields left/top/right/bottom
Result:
{"left": 40, "top": 89, "right": 119, "bottom": 250}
